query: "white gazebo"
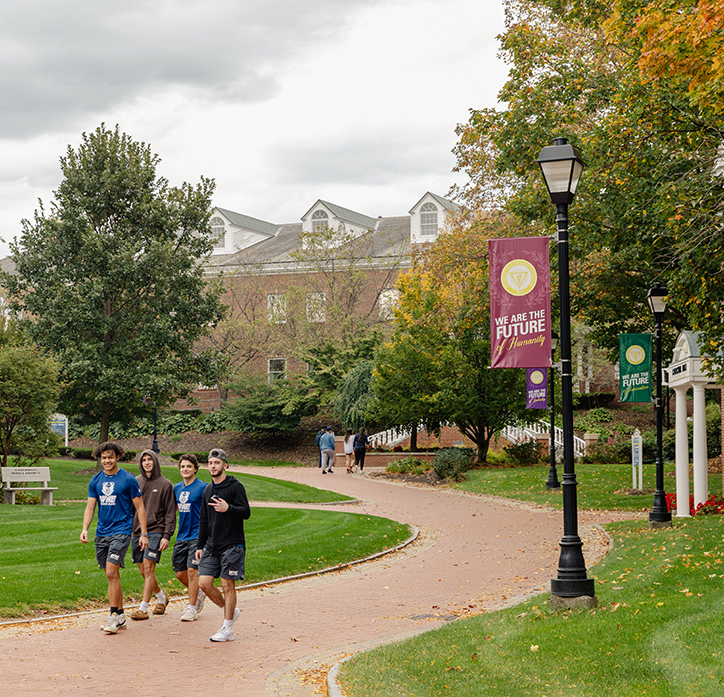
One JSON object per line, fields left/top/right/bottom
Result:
{"left": 665, "top": 331, "right": 717, "bottom": 516}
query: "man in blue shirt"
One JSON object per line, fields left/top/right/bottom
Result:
{"left": 80, "top": 442, "right": 148, "bottom": 634}
{"left": 319, "top": 426, "right": 336, "bottom": 474}
{"left": 172, "top": 454, "right": 208, "bottom": 621}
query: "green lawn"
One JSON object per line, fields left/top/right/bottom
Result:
{"left": 451, "top": 462, "right": 722, "bottom": 512}
{"left": 13, "top": 458, "right": 352, "bottom": 503}
{"left": 339, "top": 516, "right": 724, "bottom": 696}
{"left": 0, "top": 502, "right": 409, "bottom": 617}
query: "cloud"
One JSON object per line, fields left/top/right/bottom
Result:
{"left": 272, "top": 130, "right": 457, "bottom": 186}
{"left": 0, "top": 0, "right": 382, "bottom": 139}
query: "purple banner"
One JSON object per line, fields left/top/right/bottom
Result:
{"left": 490, "top": 236, "right": 551, "bottom": 368}
{"left": 526, "top": 368, "right": 548, "bottom": 409}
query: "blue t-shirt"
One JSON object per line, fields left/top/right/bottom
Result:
{"left": 319, "top": 432, "right": 335, "bottom": 450}
{"left": 174, "top": 478, "right": 207, "bottom": 541}
{"left": 88, "top": 468, "right": 141, "bottom": 537}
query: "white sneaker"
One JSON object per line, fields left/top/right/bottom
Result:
{"left": 210, "top": 626, "right": 235, "bottom": 642}
{"left": 102, "top": 612, "right": 126, "bottom": 634}
{"left": 180, "top": 606, "right": 198, "bottom": 622}
{"left": 195, "top": 589, "right": 206, "bottom": 614}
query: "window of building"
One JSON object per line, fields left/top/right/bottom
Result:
{"left": 268, "top": 358, "right": 287, "bottom": 381}
{"left": 306, "top": 292, "right": 326, "bottom": 322}
{"left": 378, "top": 288, "right": 400, "bottom": 320}
{"left": 312, "top": 210, "right": 329, "bottom": 232}
{"left": 420, "top": 202, "right": 438, "bottom": 236}
{"left": 267, "top": 293, "right": 287, "bottom": 323}
{"left": 210, "top": 216, "right": 227, "bottom": 250}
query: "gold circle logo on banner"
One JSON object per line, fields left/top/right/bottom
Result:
{"left": 625, "top": 345, "right": 646, "bottom": 365}
{"left": 530, "top": 370, "right": 545, "bottom": 385}
{"left": 501, "top": 259, "right": 537, "bottom": 296}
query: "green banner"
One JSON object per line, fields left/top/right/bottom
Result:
{"left": 619, "top": 333, "right": 652, "bottom": 403}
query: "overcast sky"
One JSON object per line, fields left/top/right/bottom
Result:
{"left": 0, "top": 0, "right": 509, "bottom": 258}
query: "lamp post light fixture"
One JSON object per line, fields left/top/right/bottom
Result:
{"left": 647, "top": 282, "right": 673, "bottom": 529}
{"left": 536, "top": 137, "right": 596, "bottom": 606}
{"left": 152, "top": 406, "right": 160, "bottom": 454}
{"left": 545, "top": 332, "right": 561, "bottom": 489}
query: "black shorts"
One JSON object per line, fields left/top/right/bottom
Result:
{"left": 172, "top": 539, "right": 200, "bottom": 572}
{"left": 197, "top": 545, "right": 246, "bottom": 581}
{"left": 95, "top": 534, "right": 131, "bottom": 569}
{"left": 131, "top": 533, "right": 164, "bottom": 565}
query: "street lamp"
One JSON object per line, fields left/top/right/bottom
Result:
{"left": 647, "top": 282, "right": 672, "bottom": 529}
{"left": 536, "top": 137, "right": 596, "bottom": 606}
{"left": 545, "top": 332, "right": 560, "bottom": 489}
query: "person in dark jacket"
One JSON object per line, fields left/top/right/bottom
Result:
{"left": 195, "top": 448, "right": 251, "bottom": 642}
{"left": 353, "top": 427, "right": 370, "bottom": 472}
{"left": 129, "top": 449, "right": 176, "bottom": 620}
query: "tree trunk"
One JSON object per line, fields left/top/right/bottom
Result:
{"left": 99, "top": 402, "right": 113, "bottom": 445}
{"left": 410, "top": 423, "right": 418, "bottom": 452}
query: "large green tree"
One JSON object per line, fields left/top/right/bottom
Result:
{"left": 0, "top": 341, "right": 60, "bottom": 467}
{"left": 452, "top": 0, "right": 723, "bottom": 364}
{"left": 372, "top": 212, "right": 531, "bottom": 463}
{"left": 3, "top": 125, "right": 225, "bottom": 443}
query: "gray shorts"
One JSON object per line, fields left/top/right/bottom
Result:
{"left": 131, "top": 533, "right": 164, "bottom": 565}
{"left": 172, "top": 539, "right": 200, "bottom": 572}
{"left": 198, "top": 545, "right": 246, "bottom": 581}
{"left": 95, "top": 534, "right": 131, "bottom": 569}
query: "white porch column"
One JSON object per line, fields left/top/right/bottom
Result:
{"left": 692, "top": 383, "right": 708, "bottom": 508}
{"left": 674, "top": 386, "right": 690, "bottom": 517}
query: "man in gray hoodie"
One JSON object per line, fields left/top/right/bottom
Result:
{"left": 129, "top": 449, "right": 176, "bottom": 620}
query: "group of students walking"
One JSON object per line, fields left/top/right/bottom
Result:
{"left": 80, "top": 443, "right": 250, "bottom": 643}
{"left": 316, "top": 425, "right": 370, "bottom": 473}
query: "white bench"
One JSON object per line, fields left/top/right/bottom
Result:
{"left": 2, "top": 466, "right": 57, "bottom": 505}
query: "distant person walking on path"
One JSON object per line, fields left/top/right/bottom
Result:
{"left": 173, "top": 454, "right": 208, "bottom": 621}
{"left": 320, "top": 426, "right": 336, "bottom": 473}
{"left": 129, "top": 449, "right": 176, "bottom": 621}
{"left": 344, "top": 428, "right": 354, "bottom": 473}
{"left": 315, "top": 427, "right": 326, "bottom": 468}
{"left": 353, "top": 427, "right": 370, "bottom": 472}
{"left": 195, "top": 448, "right": 251, "bottom": 642}
{"left": 80, "top": 442, "right": 148, "bottom": 635}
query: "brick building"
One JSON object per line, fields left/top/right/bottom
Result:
{"left": 175, "top": 192, "right": 460, "bottom": 411}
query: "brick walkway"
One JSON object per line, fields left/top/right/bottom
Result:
{"left": 0, "top": 467, "right": 634, "bottom": 696}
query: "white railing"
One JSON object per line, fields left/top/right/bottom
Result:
{"left": 500, "top": 420, "right": 586, "bottom": 458}
{"left": 368, "top": 426, "right": 412, "bottom": 449}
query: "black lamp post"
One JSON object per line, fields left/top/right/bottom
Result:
{"left": 545, "top": 332, "right": 560, "bottom": 489}
{"left": 536, "top": 137, "right": 596, "bottom": 605}
{"left": 647, "top": 282, "right": 672, "bottom": 528}
{"left": 152, "top": 406, "right": 160, "bottom": 454}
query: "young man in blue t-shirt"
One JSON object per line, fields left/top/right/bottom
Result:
{"left": 172, "top": 454, "right": 208, "bottom": 621}
{"left": 80, "top": 442, "right": 148, "bottom": 634}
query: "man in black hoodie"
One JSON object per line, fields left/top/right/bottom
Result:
{"left": 129, "top": 449, "right": 176, "bottom": 620}
{"left": 195, "top": 448, "right": 250, "bottom": 642}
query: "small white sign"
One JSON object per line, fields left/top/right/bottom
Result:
{"left": 631, "top": 428, "right": 642, "bottom": 490}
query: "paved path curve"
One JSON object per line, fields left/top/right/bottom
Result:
{"left": 0, "top": 467, "right": 630, "bottom": 696}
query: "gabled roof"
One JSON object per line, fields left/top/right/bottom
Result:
{"left": 409, "top": 191, "right": 460, "bottom": 214}
{"left": 215, "top": 207, "right": 280, "bottom": 237}
{"left": 303, "top": 200, "right": 378, "bottom": 231}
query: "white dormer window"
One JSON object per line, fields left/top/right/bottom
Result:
{"left": 211, "top": 216, "right": 226, "bottom": 250}
{"left": 312, "top": 210, "right": 329, "bottom": 232}
{"left": 420, "top": 203, "right": 438, "bottom": 236}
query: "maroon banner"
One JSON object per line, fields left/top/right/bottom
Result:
{"left": 490, "top": 236, "right": 551, "bottom": 368}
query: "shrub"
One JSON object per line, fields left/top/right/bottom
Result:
{"left": 572, "top": 392, "right": 615, "bottom": 410}
{"left": 14, "top": 491, "right": 41, "bottom": 505}
{"left": 73, "top": 448, "right": 95, "bottom": 460}
{"left": 503, "top": 439, "right": 546, "bottom": 466}
{"left": 432, "top": 448, "right": 474, "bottom": 481}
{"left": 667, "top": 492, "right": 724, "bottom": 516}
{"left": 387, "top": 457, "right": 432, "bottom": 476}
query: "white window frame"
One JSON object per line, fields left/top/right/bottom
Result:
{"left": 268, "top": 358, "right": 287, "bottom": 382}
{"left": 312, "top": 210, "right": 329, "bottom": 232}
{"left": 420, "top": 202, "right": 438, "bottom": 237}
{"left": 210, "top": 216, "right": 227, "bottom": 250}
{"left": 267, "top": 293, "right": 287, "bottom": 323}
{"left": 306, "top": 292, "right": 326, "bottom": 323}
